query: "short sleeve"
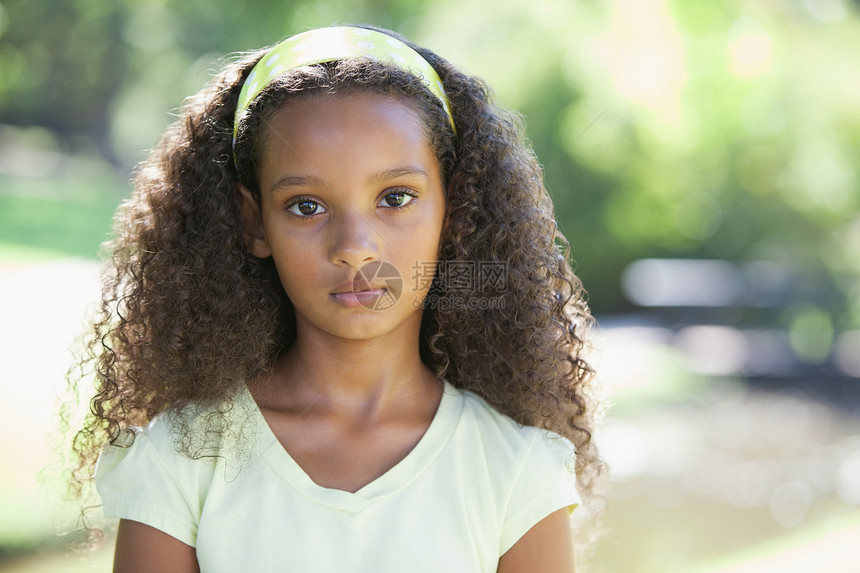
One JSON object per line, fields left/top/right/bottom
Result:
{"left": 95, "top": 420, "right": 203, "bottom": 547}
{"left": 499, "top": 430, "right": 581, "bottom": 555}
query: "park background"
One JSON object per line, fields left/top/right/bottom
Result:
{"left": 1, "top": 0, "right": 859, "bottom": 571}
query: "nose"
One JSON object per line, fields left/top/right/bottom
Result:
{"left": 328, "top": 208, "right": 380, "bottom": 268}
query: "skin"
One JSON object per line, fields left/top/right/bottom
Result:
{"left": 112, "top": 91, "right": 575, "bottom": 573}
{"left": 241, "top": 92, "right": 448, "bottom": 494}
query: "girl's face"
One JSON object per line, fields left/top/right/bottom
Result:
{"left": 241, "top": 91, "right": 446, "bottom": 343}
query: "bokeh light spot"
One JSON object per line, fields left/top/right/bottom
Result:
{"left": 787, "top": 305, "right": 834, "bottom": 364}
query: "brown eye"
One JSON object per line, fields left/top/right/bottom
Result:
{"left": 288, "top": 200, "right": 325, "bottom": 217}
{"left": 380, "top": 191, "right": 416, "bottom": 208}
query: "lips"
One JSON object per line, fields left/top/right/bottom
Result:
{"left": 331, "top": 279, "right": 386, "bottom": 295}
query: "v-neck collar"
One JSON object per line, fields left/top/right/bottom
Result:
{"left": 240, "top": 380, "right": 464, "bottom": 514}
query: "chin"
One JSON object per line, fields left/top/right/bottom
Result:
{"left": 312, "top": 310, "right": 420, "bottom": 343}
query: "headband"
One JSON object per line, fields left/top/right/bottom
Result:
{"left": 232, "top": 26, "right": 455, "bottom": 149}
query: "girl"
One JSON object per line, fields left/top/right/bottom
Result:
{"left": 68, "top": 25, "right": 604, "bottom": 572}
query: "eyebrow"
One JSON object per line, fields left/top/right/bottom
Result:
{"left": 268, "top": 166, "right": 430, "bottom": 196}
{"left": 269, "top": 174, "right": 324, "bottom": 195}
{"left": 368, "top": 167, "right": 430, "bottom": 184}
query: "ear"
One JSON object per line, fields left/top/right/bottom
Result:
{"left": 238, "top": 185, "right": 272, "bottom": 258}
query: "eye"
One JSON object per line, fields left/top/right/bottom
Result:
{"left": 379, "top": 190, "right": 418, "bottom": 209}
{"left": 286, "top": 198, "right": 326, "bottom": 217}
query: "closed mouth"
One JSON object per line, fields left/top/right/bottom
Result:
{"left": 332, "top": 280, "right": 387, "bottom": 295}
{"left": 333, "top": 288, "right": 383, "bottom": 294}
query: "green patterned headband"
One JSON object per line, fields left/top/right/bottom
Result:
{"left": 232, "top": 26, "right": 455, "bottom": 149}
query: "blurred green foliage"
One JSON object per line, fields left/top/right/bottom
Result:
{"left": 0, "top": 0, "right": 858, "bottom": 316}
{"left": 0, "top": 175, "right": 120, "bottom": 257}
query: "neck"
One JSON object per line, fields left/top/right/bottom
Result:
{"left": 261, "top": 312, "right": 437, "bottom": 415}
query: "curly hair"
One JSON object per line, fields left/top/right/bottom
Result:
{"left": 67, "top": 25, "right": 606, "bottom": 553}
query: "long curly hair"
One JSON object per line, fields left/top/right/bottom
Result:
{"left": 66, "top": 25, "right": 606, "bottom": 552}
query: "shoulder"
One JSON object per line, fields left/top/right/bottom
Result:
{"left": 96, "top": 387, "right": 257, "bottom": 491}
{"left": 93, "top": 414, "right": 214, "bottom": 548}
{"left": 444, "top": 384, "right": 580, "bottom": 555}
{"left": 94, "top": 389, "right": 257, "bottom": 547}
{"left": 95, "top": 408, "right": 214, "bottom": 496}
{"left": 451, "top": 384, "right": 576, "bottom": 466}
{"left": 444, "top": 383, "right": 578, "bottom": 499}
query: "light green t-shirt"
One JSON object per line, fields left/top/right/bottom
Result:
{"left": 96, "top": 381, "right": 580, "bottom": 572}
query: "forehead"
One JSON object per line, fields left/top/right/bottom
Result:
{"left": 257, "top": 92, "right": 437, "bottom": 180}
{"left": 262, "top": 90, "right": 427, "bottom": 141}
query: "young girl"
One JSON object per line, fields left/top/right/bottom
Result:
{"left": 69, "top": 25, "right": 604, "bottom": 572}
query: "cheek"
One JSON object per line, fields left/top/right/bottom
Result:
{"left": 420, "top": 208, "right": 445, "bottom": 258}
{"left": 266, "top": 238, "right": 324, "bottom": 294}
{"left": 398, "top": 223, "right": 444, "bottom": 289}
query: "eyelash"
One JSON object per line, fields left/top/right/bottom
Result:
{"left": 284, "top": 188, "right": 420, "bottom": 219}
